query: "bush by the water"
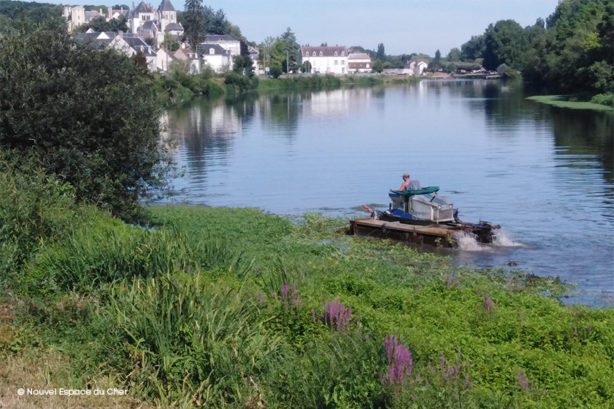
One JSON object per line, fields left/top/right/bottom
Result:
{"left": 590, "top": 93, "right": 614, "bottom": 107}
{"left": 0, "top": 28, "right": 169, "bottom": 220}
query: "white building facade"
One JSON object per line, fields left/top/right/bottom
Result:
{"left": 301, "top": 46, "right": 348, "bottom": 75}
{"left": 200, "top": 43, "right": 232, "bottom": 73}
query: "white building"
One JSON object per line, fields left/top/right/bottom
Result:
{"left": 404, "top": 60, "right": 428, "bottom": 76}
{"left": 200, "top": 43, "right": 232, "bottom": 73}
{"left": 74, "top": 31, "right": 166, "bottom": 72}
{"left": 62, "top": 6, "right": 85, "bottom": 31}
{"left": 347, "top": 52, "right": 372, "bottom": 73}
{"left": 203, "top": 34, "right": 242, "bottom": 57}
{"left": 301, "top": 46, "right": 348, "bottom": 75}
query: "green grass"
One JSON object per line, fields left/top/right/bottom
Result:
{"left": 527, "top": 95, "right": 614, "bottom": 111}
{"left": 2, "top": 175, "right": 613, "bottom": 408}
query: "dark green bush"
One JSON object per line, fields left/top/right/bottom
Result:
{"left": 0, "top": 28, "right": 169, "bottom": 221}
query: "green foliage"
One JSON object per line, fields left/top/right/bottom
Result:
{"left": 482, "top": 20, "right": 528, "bottom": 70}
{"left": 460, "top": 35, "right": 485, "bottom": 61}
{"left": 258, "top": 75, "right": 342, "bottom": 92}
{"left": 447, "top": 47, "right": 461, "bottom": 62}
{"left": 224, "top": 70, "right": 259, "bottom": 96}
{"left": 107, "top": 273, "right": 285, "bottom": 407}
{"left": 372, "top": 60, "right": 384, "bottom": 73}
{"left": 269, "top": 64, "right": 283, "bottom": 78}
{"left": 151, "top": 69, "right": 225, "bottom": 106}
{"left": 460, "top": 0, "right": 614, "bottom": 101}
{"left": 376, "top": 43, "right": 386, "bottom": 61}
{"left": 76, "top": 15, "right": 128, "bottom": 33}
{"left": 0, "top": 0, "right": 63, "bottom": 33}
{"left": 0, "top": 28, "right": 169, "bottom": 221}
{"left": 590, "top": 93, "right": 614, "bottom": 106}
{"left": 183, "top": 0, "right": 205, "bottom": 48}
{"left": 2, "top": 180, "right": 613, "bottom": 408}
{"left": 0, "top": 159, "right": 76, "bottom": 286}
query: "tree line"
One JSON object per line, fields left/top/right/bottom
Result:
{"left": 459, "top": 0, "right": 613, "bottom": 100}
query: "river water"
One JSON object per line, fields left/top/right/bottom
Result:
{"left": 159, "top": 80, "right": 614, "bottom": 306}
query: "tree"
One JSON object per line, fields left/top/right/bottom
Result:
{"left": 233, "top": 55, "right": 255, "bottom": 76}
{"left": 269, "top": 64, "right": 282, "bottom": 78}
{"left": 460, "top": 35, "right": 485, "bottom": 61}
{"left": 482, "top": 20, "right": 528, "bottom": 70}
{"left": 269, "top": 38, "right": 288, "bottom": 72}
{"left": 0, "top": 29, "right": 169, "bottom": 220}
{"left": 183, "top": 0, "right": 205, "bottom": 48}
{"left": 280, "top": 27, "right": 300, "bottom": 73}
{"left": 376, "top": 43, "right": 386, "bottom": 61}
{"left": 77, "top": 15, "right": 128, "bottom": 32}
{"left": 429, "top": 49, "right": 442, "bottom": 70}
{"left": 372, "top": 60, "right": 384, "bottom": 73}
{"left": 447, "top": 47, "right": 461, "bottom": 61}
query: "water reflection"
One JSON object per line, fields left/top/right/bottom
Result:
{"left": 161, "top": 81, "right": 614, "bottom": 304}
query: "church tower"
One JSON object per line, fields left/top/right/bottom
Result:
{"left": 157, "top": 0, "right": 177, "bottom": 32}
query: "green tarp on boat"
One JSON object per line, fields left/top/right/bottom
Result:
{"left": 390, "top": 186, "right": 440, "bottom": 196}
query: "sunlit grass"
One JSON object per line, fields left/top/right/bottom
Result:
{"left": 527, "top": 95, "right": 614, "bottom": 111}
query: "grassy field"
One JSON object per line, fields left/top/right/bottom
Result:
{"left": 1, "top": 172, "right": 613, "bottom": 408}
{"left": 527, "top": 95, "right": 614, "bottom": 112}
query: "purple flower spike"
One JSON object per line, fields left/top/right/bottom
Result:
{"left": 518, "top": 371, "right": 530, "bottom": 392}
{"left": 382, "top": 335, "right": 413, "bottom": 387}
{"left": 483, "top": 293, "right": 495, "bottom": 313}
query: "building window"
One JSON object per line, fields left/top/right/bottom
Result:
{"left": 334, "top": 60, "right": 338, "bottom": 65}
{"left": 366, "top": 64, "right": 370, "bottom": 68}
{"left": 319, "top": 51, "right": 323, "bottom": 56}
{"left": 209, "top": 48, "right": 214, "bottom": 54}
{"left": 334, "top": 51, "right": 338, "bottom": 56}
{"left": 312, "top": 51, "right": 316, "bottom": 56}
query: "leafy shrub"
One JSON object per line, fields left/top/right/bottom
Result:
{"left": 0, "top": 29, "right": 169, "bottom": 221}
{"left": 590, "top": 93, "right": 614, "bottom": 107}
{"left": 0, "top": 160, "right": 76, "bottom": 287}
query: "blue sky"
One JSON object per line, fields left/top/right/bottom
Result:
{"left": 49, "top": 0, "right": 559, "bottom": 55}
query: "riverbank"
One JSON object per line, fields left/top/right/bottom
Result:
{"left": 154, "top": 72, "right": 420, "bottom": 107}
{"left": 527, "top": 95, "right": 614, "bottom": 112}
{"left": 1, "top": 177, "right": 613, "bottom": 408}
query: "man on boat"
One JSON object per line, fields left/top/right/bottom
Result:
{"left": 397, "top": 173, "right": 411, "bottom": 191}
{"left": 393, "top": 173, "right": 421, "bottom": 192}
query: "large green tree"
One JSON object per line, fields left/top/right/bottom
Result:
{"left": 279, "top": 27, "right": 300, "bottom": 73}
{"left": 183, "top": 0, "right": 205, "bottom": 48}
{"left": 482, "top": 20, "right": 528, "bottom": 70}
{"left": 0, "top": 29, "right": 169, "bottom": 220}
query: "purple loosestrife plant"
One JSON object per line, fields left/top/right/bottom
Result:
{"left": 483, "top": 293, "right": 495, "bottom": 314}
{"left": 518, "top": 371, "right": 530, "bottom": 392}
{"left": 320, "top": 297, "right": 354, "bottom": 331}
{"left": 382, "top": 335, "right": 413, "bottom": 387}
{"left": 279, "top": 282, "right": 301, "bottom": 310}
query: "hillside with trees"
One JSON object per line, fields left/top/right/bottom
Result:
{"left": 459, "top": 0, "right": 614, "bottom": 104}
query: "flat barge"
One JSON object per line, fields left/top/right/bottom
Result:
{"left": 350, "top": 217, "right": 459, "bottom": 247}
{"left": 350, "top": 185, "right": 500, "bottom": 247}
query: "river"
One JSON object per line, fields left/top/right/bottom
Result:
{"left": 159, "top": 80, "right": 614, "bottom": 306}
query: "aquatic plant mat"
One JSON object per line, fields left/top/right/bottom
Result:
{"left": 1, "top": 205, "right": 613, "bottom": 408}
{"left": 527, "top": 95, "right": 614, "bottom": 111}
